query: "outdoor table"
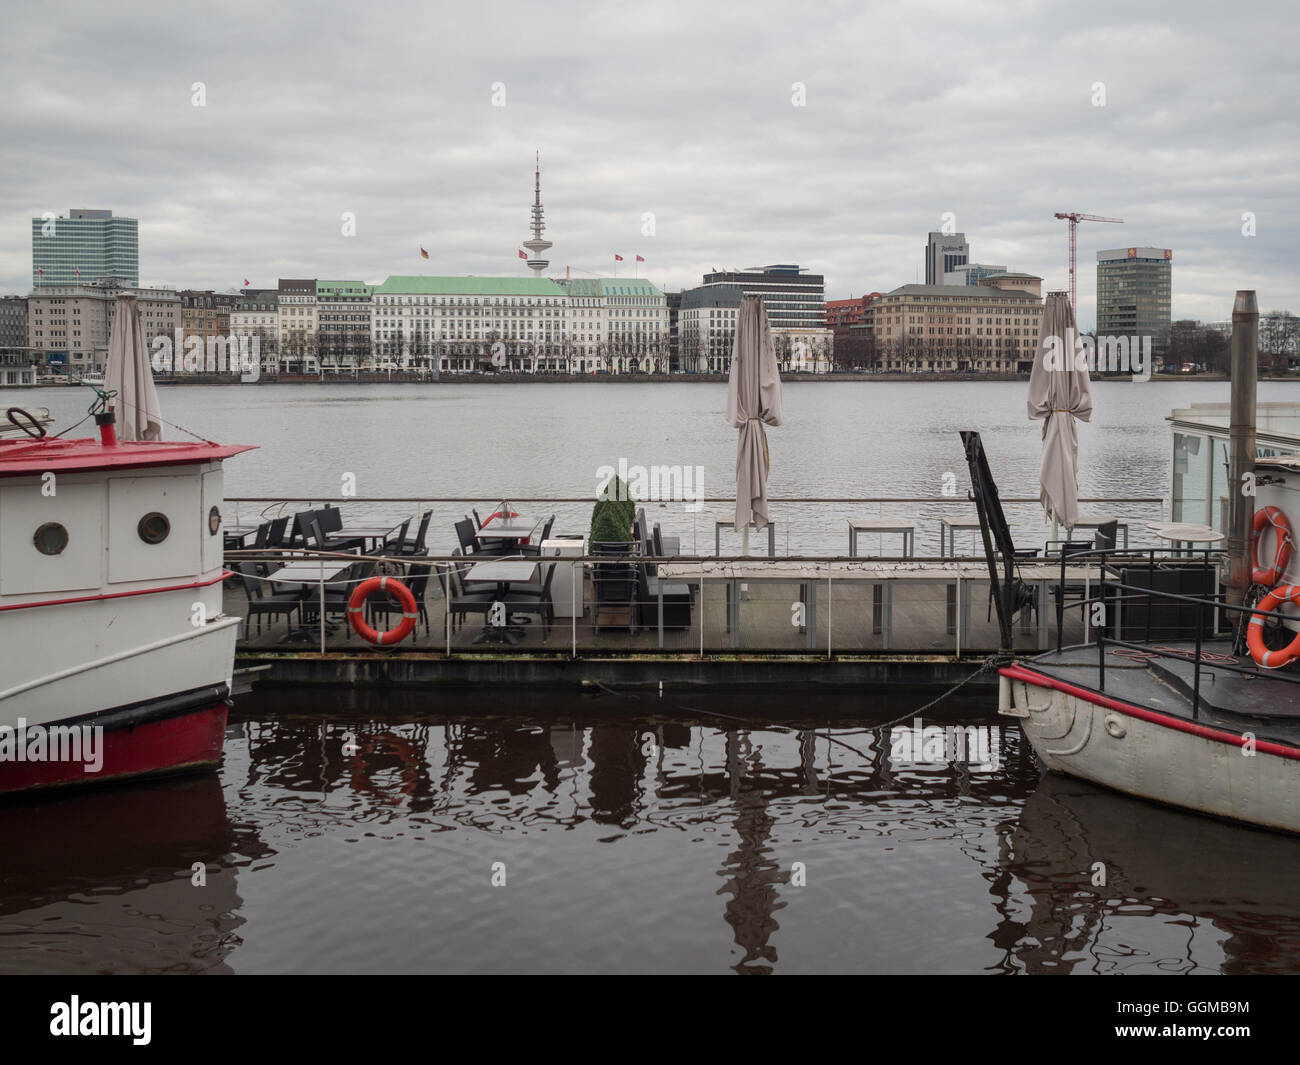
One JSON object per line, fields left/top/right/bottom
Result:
{"left": 337, "top": 523, "right": 402, "bottom": 551}
{"left": 224, "top": 523, "right": 260, "bottom": 549}
{"left": 848, "top": 519, "right": 915, "bottom": 557}
{"left": 1146, "top": 522, "right": 1224, "bottom": 554}
{"left": 463, "top": 558, "right": 538, "bottom": 643}
{"left": 475, "top": 520, "right": 537, "bottom": 545}
{"left": 273, "top": 558, "right": 358, "bottom": 642}
{"left": 939, "top": 517, "right": 985, "bottom": 557}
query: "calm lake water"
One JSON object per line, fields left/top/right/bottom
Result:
{"left": 9, "top": 377, "right": 1299, "bottom": 554}
{"left": 3, "top": 687, "right": 1298, "bottom": 975}
{"left": 4, "top": 379, "right": 1300, "bottom": 975}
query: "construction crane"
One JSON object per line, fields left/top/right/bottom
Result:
{"left": 1053, "top": 211, "right": 1123, "bottom": 313}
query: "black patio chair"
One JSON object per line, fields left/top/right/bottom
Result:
{"left": 592, "top": 541, "right": 639, "bottom": 634}
{"left": 367, "top": 519, "right": 410, "bottom": 559}
{"left": 518, "top": 514, "right": 555, "bottom": 557}
{"left": 235, "top": 562, "right": 304, "bottom": 636}
{"left": 318, "top": 506, "right": 366, "bottom": 553}
{"left": 436, "top": 550, "right": 496, "bottom": 633}
{"left": 455, "top": 517, "right": 480, "bottom": 556}
{"left": 300, "top": 559, "right": 375, "bottom": 632}
{"left": 502, "top": 556, "right": 557, "bottom": 639}
{"left": 397, "top": 510, "right": 432, "bottom": 557}
{"left": 266, "top": 515, "right": 291, "bottom": 548}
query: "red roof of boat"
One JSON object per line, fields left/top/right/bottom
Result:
{"left": 0, "top": 436, "right": 255, "bottom": 477}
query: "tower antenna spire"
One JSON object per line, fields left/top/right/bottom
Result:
{"left": 522, "top": 150, "right": 552, "bottom": 275}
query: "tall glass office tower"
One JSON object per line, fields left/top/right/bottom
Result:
{"left": 31, "top": 209, "right": 139, "bottom": 288}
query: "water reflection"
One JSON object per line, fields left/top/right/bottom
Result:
{"left": 0, "top": 775, "right": 250, "bottom": 973}
{"left": 998, "top": 774, "right": 1300, "bottom": 975}
{"left": 4, "top": 687, "right": 1300, "bottom": 973}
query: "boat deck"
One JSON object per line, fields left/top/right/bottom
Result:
{"left": 1018, "top": 641, "right": 1300, "bottom": 745}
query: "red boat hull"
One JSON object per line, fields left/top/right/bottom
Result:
{"left": 0, "top": 698, "right": 228, "bottom": 796}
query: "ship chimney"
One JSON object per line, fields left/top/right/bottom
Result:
{"left": 95, "top": 410, "right": 118, "bottom": 447}
{"left": 1226, "top": 289, "right": 1258, "bottom": 613}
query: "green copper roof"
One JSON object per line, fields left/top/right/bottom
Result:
{"left": 376, "top": 275, "right": 566, "bottom": 296}
{"left": 598, "top": 278, "right": 663, "bottom": 296}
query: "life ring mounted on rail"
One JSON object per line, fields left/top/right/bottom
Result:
{"left": 1247, "top": 583, "right": 1300, "bottom": 669}
{"left": 1254, "top": 505, "right": 1294, "bottom": 587}
{"left": 482, "top": 510, "right": 528, "bottom": 545}
{"left": 347, "top": 576, "right": 418, "bottom": 645}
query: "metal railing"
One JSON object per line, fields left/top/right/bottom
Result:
{"left": 1045, "top": 544, "right": 1300, "bottom": 719}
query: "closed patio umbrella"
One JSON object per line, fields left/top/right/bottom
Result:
{"left": 726, "top": 295, "right": 783, "bottom": 546}
{"left": 104, "top": 293, "right": 163, "bottom": 441}
{"left": 1028, "top": 291, "right": 1092, "bottom": 534}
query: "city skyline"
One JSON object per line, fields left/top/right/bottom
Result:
{"left": 0, "top": 0, "right": 1294, "bottom": 330}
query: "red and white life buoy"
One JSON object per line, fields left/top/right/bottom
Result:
{"left": 347, "top": 576, "right": 418, "bottom": 645}
{"left": 482, "top": 510, "right": 527, "bottom": 544}
{"left": 1254, "top": 505, "right": 1294, "bottom": 587}
{"left": 1248, "top": 583, "right": 1300, "bottom": 669}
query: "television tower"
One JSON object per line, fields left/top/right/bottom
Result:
{"left": 522, "top": 152, "right": 552, "bottom": 275}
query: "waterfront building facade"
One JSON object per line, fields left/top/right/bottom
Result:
{"left": 680, "top": 285, "right": 742, "bottom": 373}
{"left": 230, "top": 289, "right": 279, "bottom": 372}
{"left": 371, "top": 276, "right": 570, "bottom": 373}
{"left": 0, "top": 296, "right": 28, "bottom": 350}
{"left": 25, "top": 282, "right": 179, "bottom": 374}
{"left": 316, "top": 280, "right": 373, "bottom": 370}
{"left": 179, "top": 291, "right": 236, "bottom": 357}
{"left": 700, "top": 265, "right": 825, "bottom": 332}
{"left": 31, "top": 209, "right": 139, "bottom": 289}
{"left": 594, "top": 278, "right": 668, "bottom": 373}
{"left": 872, "top": 282, "right": 1043, "bottom": 373}
{"left": 1096, "top": 247, "right": 1172, "bottom": 355}
{"left": 924, "top": 232, "right": 968, "bottom": 286}
{"left": 277, "top": 279, "right": 318, "bottom": 372}
{"left": 666, "top": 290, "right": 682, "bottom": 371}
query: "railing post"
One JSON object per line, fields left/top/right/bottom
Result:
{"left": 571, "top": 559, "right": 577, "bottom": 660}
{"left": 318, "top": 556, "right": 326, "bottom": 656}
{"left": 1098, "top": 580, "right": 1107, "bottom": 692}
{"left": 1193, "top": 604, "right": 1203, "bottom": 720}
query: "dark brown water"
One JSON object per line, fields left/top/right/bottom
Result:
{"left": 3, "top": 685, "right": 1300, "bottom": 974}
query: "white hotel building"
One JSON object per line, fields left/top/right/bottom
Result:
{"left": 369, "top": 275, "right": 668, "bottom": 374}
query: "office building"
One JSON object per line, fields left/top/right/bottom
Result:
{"left": 700, "top": 265, "right": 825, "bottom": 331}
{"left": 1096, "top": 247, "right": 1172, "bottom": 354}
{"left": 0, "top": 296, "right": 28, "bottom": 349}
{"left": 872, "top": 282, "right": 1043, "bottom": 374}
{"left": 31, "top": 209, "right": 139, "bottom": 288}
{"left": 26, "top": 282, "right": 179, "bottom": 373}
{"left": 316, "top": 280, "right": 373, "bottom": 368}
{"left": 943, "top": 263, "right": 1007, "bottom": 286}
{"left": 924, "top": 232, "right": 968, "bottom": 286}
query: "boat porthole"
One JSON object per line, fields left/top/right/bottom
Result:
{"left": 33, "top": 521, "right": 68, "bottom": 556}
{"left": 208, "top": 505, "right": 222, "bottom": 535}
{"left": 138, "top": 512, "right": 171, "bottom": 545}
{"left": 1104, "top": 713, "right": 1127, "bottom": 739}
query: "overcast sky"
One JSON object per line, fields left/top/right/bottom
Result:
{"left": 1, "top": 0, "right": 1294, "bottom": 328}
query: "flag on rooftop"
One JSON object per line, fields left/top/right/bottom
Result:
{"left": 420, "top": 247, "right": 430, "bottom": 260}
{"left": 518, "top": 250, "right": 527, "bottom": 260}
{"left": 614, "top": 254, "right": 623, "bottom": 262}
{"left": 243, "top": 278, "right": 250, "bottom": 287}
{"left": 636, "top": 255, "right": 644, "bottom": 263}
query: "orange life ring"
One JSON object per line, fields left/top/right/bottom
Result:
{"left": 1254, "top": 505, "right": 1294, "bottom": 586}
{"left": 347, "top": 576, "right": 417, "bottom": 645}
{"left": 1247, "top": 583, "right": 1300, "bottom": 669}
